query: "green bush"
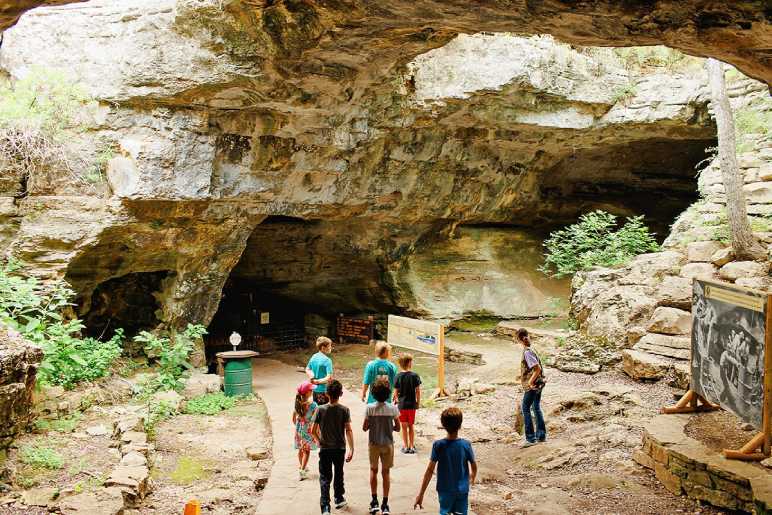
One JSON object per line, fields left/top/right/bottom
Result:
{"left": 134, "top": 324, "right": 207, "bottom": 393}
{"left": 19, "top": 444, "right": 64, "bottom": 469}
{"left": 144, "top": 399, "right": 179, "bottom": 439}
{"left": 540, "top": 210, "right": 659, "bottom": 278}
{"left": 185, "top": 392, "right": 236, "bottom": 416}
{"left": 0, "top": 260, "right": 123, "bottom": 388}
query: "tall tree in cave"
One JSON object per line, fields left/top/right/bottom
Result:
{"left": 705, "top": 58, "right": 766, "bottom": 261}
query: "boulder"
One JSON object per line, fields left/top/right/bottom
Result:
{"left": 182, "top": 372, "right": 221, "bottom": 400}
{"left": 680, "top": 263, "right": 717, "bottom": 280}
{"left": 120, "top": 443, "right": 151, "bottom": 457}
{"left": 120, "top": 431, "right": 147, "bottom": 445}
{"left": 646, "top": 307, "right": 691, "bottom": 335}
{"left": 655, "top": 276, "right": 692, "bottom": 309}
{"left": 710, "top": 247, "right": 735, "bottom": 267}
{"left": 621, "top": 349, "right": 671, "bottom": 380}
{"left": 150, "top": 390, "right": 183, "bottom": 411}
{"left": 686, "top": 241, "right": 723, "bottom": 263}
{"left": 245, "top": 446, "right": 270, "bottom": 461}
{"left": 743, "top": 182, "right": 772, "bottom": 204}
{"left": 0, "top": 328, "right": 44, "bottom": 449}
{"left": 112, "top": 416, "right": 144, "bottom": 438}
{"left": 21, "top": 487, "right": 58, "bottom": 507}
{"left": 105, "top": 465, "right": 150, "bottom": 501}
{"left": 719, "top": 261, "right": 767, "bottom": 281}
{"left": 735, "top": 276, "right": 772, "bottom": 292}
{"left": 59, "top": 488, "right": 124, "bottom": 515}
{"left": 670, "top": 363, "right": 690, "bottom": 390}
{"left": 86, "top": 425, "right": 109, "bottom": 437}
{"left": 472, "top": 382, "right": 496, "bottom": 395}
{"left": 120, "top": 451, "right": 147, "bottom": 468}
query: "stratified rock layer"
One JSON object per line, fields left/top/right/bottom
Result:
{"left": 0, "top": 327, "right": 43, "bottom": 448}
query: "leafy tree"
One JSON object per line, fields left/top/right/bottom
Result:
{"left": 540, "top": 210, "right": 659, "bottom": 278}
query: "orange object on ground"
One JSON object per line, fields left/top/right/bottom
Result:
{"left": 183, "top": 500, "right": 201, "bottom": 515}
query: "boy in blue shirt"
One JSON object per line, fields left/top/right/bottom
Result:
{"left": 360, "top": 341, "right": 398, "bottom": 404}
{"left": 306, "top": 336, "right": 334, "bottom": 405}
{"left": 414, "top": 407, "right": 477, "bottom": 515}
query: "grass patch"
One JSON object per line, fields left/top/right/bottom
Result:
{"left": 35, "top": 413, "right": 82, "bottom": 433}
{"left": 184, "top": 392, "right": 237, "bottom": 416}
{"left": 19, "top": 443, "right": 64, "bottom": 470}
{"left": 169, "top": 456, "right": 209, "bottom": 485}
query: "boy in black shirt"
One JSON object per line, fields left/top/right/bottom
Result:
{"left": 310, "top": 379, "right": 354, "bottom": 514}
{"left": 393, "top": 353, "right": 422, "bottom": 454}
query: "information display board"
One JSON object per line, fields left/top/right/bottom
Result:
{"left": 691, "top": 279, "right": 768, "bottom": 429}
{"left": 387, "top": 315, "right": 442, "bottom": 356}
{"left": 336, "top": 315, "right": 374, "bottom": 344}
{"left": 387, "top": 315, "right": 446, "bottom": 395}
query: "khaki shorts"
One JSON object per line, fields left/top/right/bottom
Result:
{"left": 368, "top": 444, "right": 394, "bottom": 469}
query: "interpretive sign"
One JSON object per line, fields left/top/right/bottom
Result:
{"left": 336, "top": 315, "right": 374, "bottom": 344}
{"left": 691, "top": 279, "right": 768, "bottom": 429}
{"left": 387, "top": 315, "right": 443, "bottom": 356}
{"left": 387, "top": 315, "right": 446, "bottom": 395}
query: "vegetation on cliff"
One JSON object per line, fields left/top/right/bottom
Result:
{"left": 540, "top": 210, "right": 659, "bottom": 278}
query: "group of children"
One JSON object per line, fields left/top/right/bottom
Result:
{"left": 291, "top": 336, "right": 477, "bottom": 515}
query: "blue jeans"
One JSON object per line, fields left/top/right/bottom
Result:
{"left": 438, "top": 491, "right": 468, "bottom": 515}
{"left": 522, "top": 388, "right": 546, "bottom": 443}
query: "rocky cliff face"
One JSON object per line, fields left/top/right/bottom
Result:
{"left": 570, "top": 78, "right": 771, "bottom": 381}
{"left": 1, "top": 1, "right": 770, "bottom": 86}
{"left": 0, "top": 1, "right": 720, "bottom": 348}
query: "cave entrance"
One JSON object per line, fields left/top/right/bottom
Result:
{"left": 77, "top": 271, "right": 170, "bottom": 340}
{"left": 204, "top": 215, "right": 391, "bottom": 363}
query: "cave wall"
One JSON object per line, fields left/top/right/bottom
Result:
{"left": 0, "top": 2, "right": 730, "bottom": 333}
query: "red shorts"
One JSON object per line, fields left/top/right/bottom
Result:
{"left": 399, "top": 409, "right": 416, "bottom": 425}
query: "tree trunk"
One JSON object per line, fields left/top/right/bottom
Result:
{"left": 705, "top": 58, "right": 766, "bottom": 261}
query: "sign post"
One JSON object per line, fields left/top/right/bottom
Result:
{"left": 661, "top": 278, "right": 771, "bottom": 461}
{"left": 387, "top": 314, "right": 447, "bottom": 397}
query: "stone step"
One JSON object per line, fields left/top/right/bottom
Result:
{"left": 621, "top": 349, "right": 672, "bottom": 381}
{"left": 633, "top": 341, "right": 689, "bottom": 360}
{"left": 638, "top": 333, "right": 690, "bottom": 350}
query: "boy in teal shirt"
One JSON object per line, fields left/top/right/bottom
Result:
{"left": 306, "top": 336, "right": 334, "bottom": 405}
{"left": 361, "top": 342, "right": 398, "bottom": 404}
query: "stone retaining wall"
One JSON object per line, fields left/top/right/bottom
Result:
{"left": 634, "top": 414, "right": 771, "bottom": 514}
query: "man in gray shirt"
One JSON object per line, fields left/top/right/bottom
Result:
{"left": 363, "top": 378, "right": 400, "bottom": 515}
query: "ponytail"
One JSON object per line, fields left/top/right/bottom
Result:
{"left": 294, "top": 393, "right": 307, "bottom": 419}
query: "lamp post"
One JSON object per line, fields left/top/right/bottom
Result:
{"left": 229, "top": 331, "right": 242, "bottom": 352}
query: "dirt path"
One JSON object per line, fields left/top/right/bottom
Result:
{"left": 253, "top": 359, "right": 442, "bottom": 515}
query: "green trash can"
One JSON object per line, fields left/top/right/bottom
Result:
{"left": 223, "top": 358, "right": 253, "bottom": 397}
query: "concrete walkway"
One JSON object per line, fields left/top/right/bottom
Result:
{"left": 253, "top": 359, "right": 439, "bottom": 515}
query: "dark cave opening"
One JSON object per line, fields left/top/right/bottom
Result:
{"left": 204, "top": 216, "right": 393, "bottom": 362}
{"left": 78, "top": 271, "right": 170, "bottom": 340}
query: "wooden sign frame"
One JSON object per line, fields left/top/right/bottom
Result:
{"left": 661, "top": 279, "right": 771, "bottom": 461}
{"left": 387, "top": 314, "right": 447, "bottom": 397}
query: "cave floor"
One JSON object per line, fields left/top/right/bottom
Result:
{"left": 1, "top": 332, "right": 737, "bottom": 514}
{"left": 270, "top": 332, "right": 729, "bottom": 514}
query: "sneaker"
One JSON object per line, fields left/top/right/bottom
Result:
{"left": 520, "top": 440, "right": 536, "bottom": 448}
{"left": 400, "top": 447, "right": 409, "bottom": 454}
{"left": 334, "top": 497, "right": 347, "bottom": 509}
{"left": 381, "top": 501, "right": 390, "bottom": 515}
{"left": 369, "top": 498, "right": 380, "bottom": 514}
{"left": 408, "top": 447, "right": 417, "bottom": 454}
{"left": 321, "top": 504, "right": 331, "bottom": 514}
